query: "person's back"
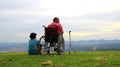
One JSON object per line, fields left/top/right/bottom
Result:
{"left": 47, "top": 17, "right": 64, "bottom": 34}
{"left": 47, "top": 17, "right": 64, "bottom": 55}
{"left": 28, "top": 33, "right": 39, "bottom": 55}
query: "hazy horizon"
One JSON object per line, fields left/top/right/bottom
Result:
{"left": 0, "top": 0, "right": 120, "bottom": 42}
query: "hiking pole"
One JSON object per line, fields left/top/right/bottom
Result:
{"left": 69, "top": 31, "right": 71, "bottom": 54}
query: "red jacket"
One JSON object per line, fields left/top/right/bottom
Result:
{"left": 48, "top": 22, "right": 64, "bottom": 34}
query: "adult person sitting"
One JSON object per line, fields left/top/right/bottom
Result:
{"left": 47, "top": 17, "right": 64, "bottom": 55}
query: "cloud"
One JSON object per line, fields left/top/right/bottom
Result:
{"left": 40, "top": 0, "right": 120, "bottom": 16}
{"left": 80, "top": 11, "right": 120, "bottom": 21}
{"left": 0, "top": 0, "right": 41, "bottom": 9}
{"left": 64, "top": 31, "right": 103, "bottom": 40}
{"left": 100, "top": 22, "right": 120, "bottom": 32}
{"left": 0, "top": 0, "right": 120, "bottom": 17}
{"left": 0, "top": 0, "right": 120, "bottom": 42}
{"left": 63, "top": 31, "right": 120, "bottom": 41}
{"left": 20, "top": 19, "right": 38, "bottom": 24}
{"left": 62, "top": 16, "right": 120, "bottom": 41}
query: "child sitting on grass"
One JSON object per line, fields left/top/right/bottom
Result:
{"left": 28, "top": 32, "right": 39, "bottom": 55}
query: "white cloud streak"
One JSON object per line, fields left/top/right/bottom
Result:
{"left": 0, "top": 0, "right": 120, "bottom": 42}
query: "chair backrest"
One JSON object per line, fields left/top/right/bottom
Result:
{"left": 45, "top": 25, "right": 58, "bottom": 43}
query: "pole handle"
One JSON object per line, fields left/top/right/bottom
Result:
{"left": 69, "top": 31, "right": 71, "bottom": 34}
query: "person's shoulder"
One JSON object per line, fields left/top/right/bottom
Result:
{"left": 48, "top": 22, "right": 53, "bottom": 26}
{"left": 33, "top": 39, "right": 39, "bottom": 43}
{"left": 35, "top": 39, "right": 38, "bottom": 41}
{"left": 29, "top": 39, "right": 32, "bottom": 42}
{"left": 55, "top": 23, "right": 61, "bottom": 26}
{"left": 32, "top": 39, "right": 38, "bottom": 42}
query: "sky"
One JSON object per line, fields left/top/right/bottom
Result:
{"left": 0, "top": 0, "right": 120, "bottom": 42}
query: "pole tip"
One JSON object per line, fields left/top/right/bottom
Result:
{"left": 69, "top": 31, "right": 71, "bottom": 33}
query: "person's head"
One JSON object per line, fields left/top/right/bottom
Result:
{"left": 53, "top": 17, "right": 60, "bottom": 23}
{"left": 29, "top": 32, "right": 37, "bottom": 39}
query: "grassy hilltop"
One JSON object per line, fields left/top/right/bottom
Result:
{"left": 0, "top": 51, "right": 120, "bottom": 67}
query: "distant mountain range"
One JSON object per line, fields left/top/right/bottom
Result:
{"left": 0, "top": 42, "right": 28, "bottom": 52}
{"left": 66, "top": 39, "right": 120, "bottom": 51}
{"left": 0, "top": 40, "right": 120, "bottom": 52}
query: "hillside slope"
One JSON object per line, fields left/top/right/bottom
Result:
{"left": 0, "top": 51, "right": 120, "bottom": 67}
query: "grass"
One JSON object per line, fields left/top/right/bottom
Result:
{"left": 0, "top": 51, "right": 120, "bottom": 67}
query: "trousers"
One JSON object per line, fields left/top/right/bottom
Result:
{"left": 57, "top": 34, "right": 65, "bottom": 52}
